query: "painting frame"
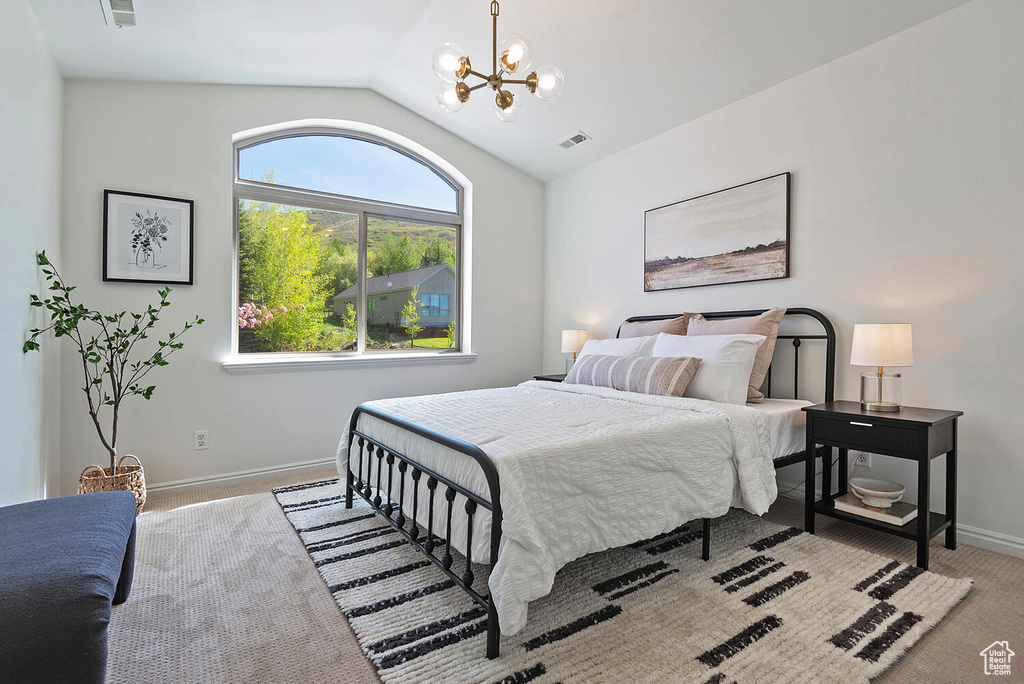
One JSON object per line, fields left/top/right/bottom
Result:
{"left": 103, "top": 189, "right": 195, "bottom": 285}
{"left": 643, "top": 172, "right": 790, "bottom": 292}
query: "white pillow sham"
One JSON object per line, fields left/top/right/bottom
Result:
{"left": 578, "top": 336, "right": 648, "bottom": 359}
{"left": 650, "top": 333, "right": 767, "bottom": 405}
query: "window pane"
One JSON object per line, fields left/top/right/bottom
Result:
{"left": 237, "top": 199, "right": 358, "bottom": 353}
{"left": 238, "top": 135, "right": 458, "bottom": 213}
{"left": 365, "top": 217, "right": 458, "bottom": 351}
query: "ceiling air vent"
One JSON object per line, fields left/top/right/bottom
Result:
{"left": 557, "top": 131, "right": 592, "bottom": 150}
{"left": 100, "top": 0, "right": 137, "bottom": 27}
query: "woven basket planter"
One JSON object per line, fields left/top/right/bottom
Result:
{"left": 78, "top": 454, "right": 147, "bottom": 516}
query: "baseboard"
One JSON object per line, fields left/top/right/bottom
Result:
{"left": 776, "top": 479, "right": 1024, "bottom": 560}
{"left": 956, "top": 523, "right": 1024, "bottom": 559}
{"left": 147, "top": 458, "right": 337, "bottom": 495}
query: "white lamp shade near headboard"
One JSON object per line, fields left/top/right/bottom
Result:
{"left": 850, "top": 324, "right": 914, "bottom": 367}
{"left": 561, "top": 329, "right": 588, "bottom": 354}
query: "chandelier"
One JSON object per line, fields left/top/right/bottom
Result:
{"left": 432, "top": 1, "right": 564, "bottom": 122}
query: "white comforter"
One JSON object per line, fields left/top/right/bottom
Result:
{"left": 336, "top": 380, "right": 778, "bottom": 635}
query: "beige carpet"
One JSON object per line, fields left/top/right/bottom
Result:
{"left": 107, "top": 470, "right": 377, "bottom": 684}
{"left": 109, "top": 470, "right": 1024, "bottom": 683}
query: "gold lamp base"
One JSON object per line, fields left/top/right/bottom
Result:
{"left": 861, "top": 401, "right": 901, "bottom": 412}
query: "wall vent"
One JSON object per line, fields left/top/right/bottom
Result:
{"left": 112, "top": 11, "right": 136, "bottom": 27}
{"left": 557, "top": 131, "right": 592, "bottom": 149}
{"left": 99, "top": 0, "right": 137, "bottom": 27}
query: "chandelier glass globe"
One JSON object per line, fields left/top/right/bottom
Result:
{"left": 436, "top": 82, "right": 465, "bottom": 113}
{"left": 493, "top": 92, "right": 522, "bottom": 122}
{"left": 432, "top": 42, "right": 465, "bottom": 83}
{"left": 498, "top": 33, "right": 533, "bottom": 74}
{"left": 532, "top": 65, "right": 564, "bottom": 101}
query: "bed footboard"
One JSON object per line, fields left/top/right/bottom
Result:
{"left": 345, "top": 404, "right": 504, "bottom": 659}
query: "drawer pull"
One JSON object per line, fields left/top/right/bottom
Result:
{"left": 850, "top": 421, "right": 873, "bottom": 427}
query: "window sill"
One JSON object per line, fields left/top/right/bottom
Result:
{"left": 221, "top": 351, "right": 477, "bottom": 375}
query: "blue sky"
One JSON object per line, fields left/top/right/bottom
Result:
{"left": 239, "top": 136, "right": 457, "bottom": 213}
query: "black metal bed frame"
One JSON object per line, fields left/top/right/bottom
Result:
{"left": 345, "top": 307, "right": 836, "bottom": 660}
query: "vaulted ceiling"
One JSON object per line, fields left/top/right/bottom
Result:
{"left": 29, "top": 0, "right": 967, "bottom": 181}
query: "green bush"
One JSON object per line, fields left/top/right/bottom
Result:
{"left": 238, "top": 200, "right": 329, "bottom": 351}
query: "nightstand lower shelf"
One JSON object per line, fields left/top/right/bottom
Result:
{"left": 814, "top": 500, "right": 951, "bottom": 542}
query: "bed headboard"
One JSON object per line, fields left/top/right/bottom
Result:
{"left": 618, "top": 308, "right": 836, "bottom": 403}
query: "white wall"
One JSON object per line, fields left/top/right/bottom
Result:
{"left": 60, "top": 81, "right": 544, "bottom": 493}
{"left": 0, "top": 0, "right": 63, "bottom": 506}
{"left": 543, "top": 0, "right": 1024, "bottom": 553}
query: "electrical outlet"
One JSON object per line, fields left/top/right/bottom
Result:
{"left": 855, "top": 452, "right": 872, "bottom": 468}
{"left": 193, "top": 430, "right": 208, "bottom": 451}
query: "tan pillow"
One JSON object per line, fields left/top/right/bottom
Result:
{"left": 618, "top": 314, "right": 694, "bottom": 339}
{"left": 686, "top": 308, "right": 787, "bottom": 403}
{"left": 564, "top": 354, "right": 701, "bottom": 397}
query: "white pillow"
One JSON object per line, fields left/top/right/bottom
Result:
{"left": 578, "top": 336, "right": 648, "bottom": 359}
{"left": 650, "top": 333, "right": 767, "bottom": 405}
{"left": 637, "top": 335, "right": 658, "bottom": 357}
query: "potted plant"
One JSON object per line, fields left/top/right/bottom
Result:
{"left": 23, "top": 251, "right": 203, "bottom": 514}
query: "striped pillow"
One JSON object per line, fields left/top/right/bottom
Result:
{"left": 564, "top": 354, "right": 701, "bottom": 397}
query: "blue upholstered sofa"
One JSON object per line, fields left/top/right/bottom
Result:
{"left": 0, "top": 491, "right": 137, "bottom": 684}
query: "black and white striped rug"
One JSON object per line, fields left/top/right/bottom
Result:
{"left": 274, "top": 478, "right": 970, "bottom": 684}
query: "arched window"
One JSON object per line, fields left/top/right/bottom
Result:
{"left": 232, "top": 123, "right": 466, "bottom": 359}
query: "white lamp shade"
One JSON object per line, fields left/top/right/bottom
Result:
{"left": 850, "top": 324, "right": 913, "bottom": 367}
{"left": 561, "top": 329, "right": 588, "bottom": 354}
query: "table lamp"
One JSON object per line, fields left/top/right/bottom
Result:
{"left": 850, "top": 323, "right": 913, "bottom": 412}
{"left": 561, "top": 329, "right": 588, "bottom": 366}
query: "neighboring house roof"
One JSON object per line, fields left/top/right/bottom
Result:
{"left": 333, "top": 263, "right": 453, "bottom": 300}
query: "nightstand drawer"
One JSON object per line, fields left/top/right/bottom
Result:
{"left": 812, "top": 416, "right": 918, "bottom": 454}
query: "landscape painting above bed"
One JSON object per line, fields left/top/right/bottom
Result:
{"left": 644, "top": 172, "right": 790, "bottom": 290}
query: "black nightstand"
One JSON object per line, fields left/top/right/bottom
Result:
{"left": 802, "top": 401, "right": 962, "bottom": 570}
{"left": 533, "top": 373, "right": 566, "bottom": 382}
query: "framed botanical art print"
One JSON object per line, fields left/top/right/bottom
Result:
{"left": 644, "top": 172, "right": 789, "bottom": 291}
{"left": 103, "top": 190, "right": 194, "bottom": 284}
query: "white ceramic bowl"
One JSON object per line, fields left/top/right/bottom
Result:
{"left": 849, "top": 478, "right": 905, "bottom": 509}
